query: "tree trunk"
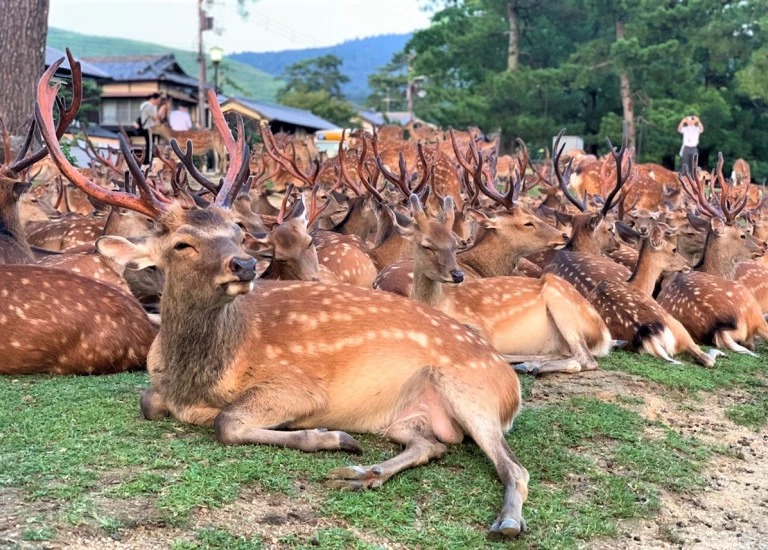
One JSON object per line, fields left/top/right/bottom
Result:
{"left": 506, "top": 2, "right": 520, "bottom": 72}
{"left": 614, "top": 13, "right": 635, "bottom": 149}
{"left": 0, "top": 0, "right": 50, "bottom": 143}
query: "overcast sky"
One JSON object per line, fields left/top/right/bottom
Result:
{"left": 49, "top": 0, "right": 434, "bottom": 54}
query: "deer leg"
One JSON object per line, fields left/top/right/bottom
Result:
{"left": 140, "top": 388, "right": 171, "bottom": 420}
{"left": 715, "top": 331, "right": 758, "bottom": 357}
{"left": 327, "top": 419, "right": 446, "bottom": 490}
{"left": 643, "top": 336, "right": 682, "bottom": 365}
{"left": 213, "top": 389, "right": 362, "bottom": 453}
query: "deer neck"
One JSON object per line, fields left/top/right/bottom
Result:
{"left": 458, "top": 228, "right": 518, "bottom": 277}
{"left": 410, "top": 267, "right": 445, "bottom": 309}
{"left": 694, "top": 229, "right": 737, "bottom": 279}
{"left": 159, "top": 279, "right": 248, "bottom": 400}
{"left": 332, "top": 198, "right": 371, "bottom": 240}
{"left": 626, "top": 241, "right": 661, "bottom": 295}
{"left": 0, "top": 195, "right": 34, "bottom": 262}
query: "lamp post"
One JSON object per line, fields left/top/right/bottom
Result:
{"left": 210, "top": 46, "right": 224, "bottom": 95}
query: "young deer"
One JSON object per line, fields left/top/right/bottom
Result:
{"left": 400, "top": 192, "right": 610, "bottom": 374}
{"left": 656, "top": 157, "right": 768, "bottom": 353}
{"left": 39, "top": 58, "right": 531, "bottom": 537}
{"left": 587, "top": 225, "right": 720, "bottom": 367}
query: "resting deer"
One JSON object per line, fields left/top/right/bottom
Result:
{"left": 656, "top": 156, "right": 768, "bottom": 353}
{"left": 38, "top": 55, "right": 531, "bottom": 537}
{"left": 587, "top": 225, "right": 720, "bottom": 367}
{"left": 543, "top": 134, "right": 634, "bottom": 297}
{"left": 0, "top": 51, "right": 157, "bottom": 375}
{"left": 398, "top": 192, "right": 610, "bottom": 374}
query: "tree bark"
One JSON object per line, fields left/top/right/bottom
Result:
{"left": 0, "top": 0, "right": 50, "bottom": 143}
{"left": 506, "top": 2, "right": 520, "bottom": 72}
{"left": 614, "top": 13, "right": 635, "bottom": 149}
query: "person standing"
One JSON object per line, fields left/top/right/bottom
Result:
{"left": 169, "top": 104, "right": 195, "bottom": 131}
{"left": 677, "top": 114, "right": 703, "bottom": 175}
{"left": 138, "top": 93, "right": 161, "bottom": 165}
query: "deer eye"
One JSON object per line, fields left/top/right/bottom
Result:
{"left": 741, "top": 234, "right": 746, "bottom": 240}
{"left": 524, "top": 222, "right": 535, "bottom": 228}
{"left": 174, "top": 242, "right": 193, "bottom": 251}
{"left": 672, "top": 248, "right": 677, "bottom": 253}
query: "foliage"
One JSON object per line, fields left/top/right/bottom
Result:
{"left": 399, "top": 0, "right": 768, "bottom": 177}
{"left": 366, "top": 51, "right": 409, "bottom": 113}
{"left": 277, "top": 55, "right": 357, "bottom": 126}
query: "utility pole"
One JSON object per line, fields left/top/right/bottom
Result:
{"left": 406, "top": 51, "right": 415, "bottom": 123}
{"left": 197, "top": 0, "right": 208, "bottom": 128}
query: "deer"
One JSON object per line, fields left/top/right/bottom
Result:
{"left": 38, "top": 56, "right": 531, "bottom": 537}
{"left": 374, "top": 139, "right": 571, "bottom": 297}
{"left": 656, "top": 155, "right": 768, "bottom": 354}
{"left": 587, "top": 224, "right": 721, "bottom": 367}
{"left": 397, "top": 191, "right": 610, "bottom": 374}
{"left": 541, "top": 133, "right": 634, "bottom": 298}
{"left": 0, "top": 50, "right": 157, "bottom": 375}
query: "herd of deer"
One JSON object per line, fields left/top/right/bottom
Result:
{"left": 2, "top": 50, "right": 768, "bottom": 537}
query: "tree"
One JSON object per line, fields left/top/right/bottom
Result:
{"left": 366, "top": 52, "right": 409, "bottom": 112}
{"left": 277, "top": 55, "right": 350, "bottom": 100}
{"left": 0, "top": 0, "right": 50, "bottom": 142}
{"left": 277, "top": 55, "right": 356, "bottom": 126}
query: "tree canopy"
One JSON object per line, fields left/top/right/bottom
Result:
{"left": 277, "top": 55, "right": 356, "bottom": 127}
{"left": 384, "top": 0, "right": 768, "bottom": 177}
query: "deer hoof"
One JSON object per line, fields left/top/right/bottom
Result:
{"left": 338, "top": 432, "right": 363, "bottom": 454}
{"left": 513, "top": 362, "right": 540, "bottom": 376}
{"left": 490, "top": 517, "right": 526, "bottom": 537}
{"left": 326, "top": 465, "right": 386, "bottom": 490}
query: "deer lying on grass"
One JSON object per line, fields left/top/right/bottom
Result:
{"left": 398, "top": 191, "right": 610, "bottom": 374}
{"left": 38, "top": 56, "right": 531, "bottom": 537}
{"left": 656, "top": 156, "right": 768, "bottom": 353}
{"left": 0, "top": 51, "right": 157, "bottom": 375}
{"left": 587, "top": 225, "right": 721, "bottom": 367}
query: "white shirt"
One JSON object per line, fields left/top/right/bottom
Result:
{"left": 680, "top": 125, "right": 701, "bottom": 147}
{"left": 169, "top": 110, "right": 193, "bottom": 131}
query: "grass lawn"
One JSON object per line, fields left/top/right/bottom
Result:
{"left": 1, "top": 346, "right": 766, "bottom": 549}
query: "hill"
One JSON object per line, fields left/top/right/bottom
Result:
{"left": 47, "top": 27, "right": 283, "bottom": 101}
{"left": 230, "top": 34, "right": 411, "bottom": 103}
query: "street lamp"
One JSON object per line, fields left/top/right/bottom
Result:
{"left": 209, "top": 46, "right": 224, "bottom": 94}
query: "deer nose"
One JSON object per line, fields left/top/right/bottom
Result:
{"left": 229, "top": 256, "right": 257, "bottom": 282}
{"left": 450, "top": 270, "right": 464, "bottom": 284}
{"left": 561, "top": 233, "right": 569, "bottom": 241}
{"left": 638, "top": 227, "right": 649, "bottom": 236}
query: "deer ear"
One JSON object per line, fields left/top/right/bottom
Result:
{"left": 614, "top": 221, "right": 641, "bottom": 245}
{"left": 441, "top": 195, "right": 455, "bottom": 229}
{"left": 649, "top": 226, "right": 665, "bottom": 248}
{"left": 243, "top": 232, "right": 274, "bottom": 257}
{"left": 553, "top": 209, "right": 573, "bottom": 226}
{"left": 710, "top": 217, "right": 726, "bottom": 236}
{"left": 96, "top": 236, "right": 155, "bottom": 270}
{"left": 467, "top": 208, "right": 498, "bottom": 229}
{"left": 12, "top": 181, "right": 31, "bottom": 201}
{"left": 588, "top": 213, "right": 603, "bottom": 231}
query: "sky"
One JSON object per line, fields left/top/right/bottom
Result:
{"left": 49, "top": 0, "right": 434, "bottom": 54}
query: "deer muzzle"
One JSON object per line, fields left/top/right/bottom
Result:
{"left": 228, "top": 256, "right": 257, "bottom": 282}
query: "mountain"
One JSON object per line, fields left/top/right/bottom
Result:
{"left": 230, "top": 34, "right": 411, "bottom": 103}
{"left": 46, "top": 27, "right": 283, "bottom": 101}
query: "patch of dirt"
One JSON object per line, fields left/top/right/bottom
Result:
{"left": 533, "top": 369, "right": 768, "bottom": 550}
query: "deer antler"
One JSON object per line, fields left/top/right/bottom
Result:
{"left": 171, "top": 139, "right": 220, "bottom": 195}
{"left": 81, "top": 126, "right": 123, "bottom": 173}
{"left": 714, "top": 152, "right": 750, "bottom": 224}
{"left": 600, "top": 136, "right": 633, "bottom": 216}
{"left": 260, "top": 124, "right": 319, "bottom": 187}
{"left": 552, "top": 129, "right": 587, "bottom": 213}
{"left": 206, "top": 89, "right": 251, "bottom": 208}
{"left": 8, "top": 49, "right": 83, "bottom": 175}
{"left": 678, "top": 159, "right": 722, "bottom": 220}
{"left": 36, "top": 56, "right": 171, "bottom": 219}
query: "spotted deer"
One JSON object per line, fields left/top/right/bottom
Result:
{"left": 0, "top": 50, "right": 157, "bottom": 375}
{"left": 542, "top": 133, "right": 634, "bottom": 298}
{"left": 587, "top": 225, "right": 720, "bottom": 367}
{"left": 656, "top": 156, "right": 768, "bottom": 353}
{"left": 39, "top": 58, "right": 531, "bottom": 537}
{"left": 399, "top": 192, "right": 610, "bottom": 375}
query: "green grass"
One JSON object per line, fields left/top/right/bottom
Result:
{"left": 47, "top": 27, "right": 283, "bottom": 101}
{"left": 0, "top": 370, "right": 724, "bottom": 550}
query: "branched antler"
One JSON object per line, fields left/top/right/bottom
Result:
{"left": 552, "top": 129, "right": 586, "bottom": 212}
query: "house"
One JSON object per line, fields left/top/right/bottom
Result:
{"left": 219, "top": 96, "right": 336, "bottom": 134}
{"left": 352, "top": 108, "right": 385, "bottom": 133}
{"left": 45, "top": 47, "right": 112, "bottom": 81}
{"left": 82, "top": 54, "right": 201, "bottom": 131}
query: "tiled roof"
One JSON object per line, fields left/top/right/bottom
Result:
{"left": 45, "top": 47, "right": 112, "bottom": 79}
{"left": 223, "top": 97, "right": 336, "bottom": 131}
{"left": 82, "top": 54, "right": 199, "bottom": 87}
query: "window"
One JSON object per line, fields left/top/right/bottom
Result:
{"left": 101, "top": 99, "right": 145, "bottom": 125}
